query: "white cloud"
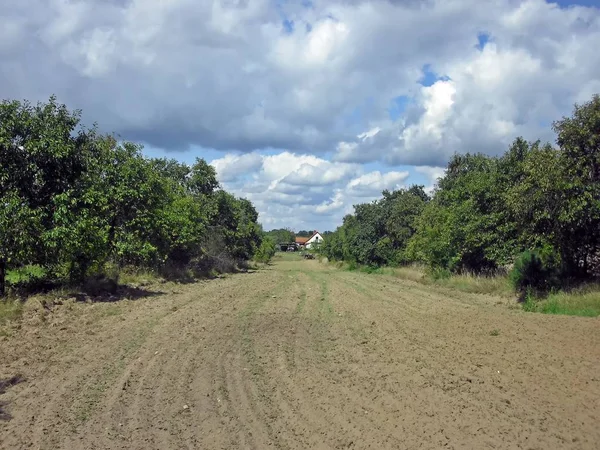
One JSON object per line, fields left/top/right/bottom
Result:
{"left": 332, "top": 1, "right": 600, "bottom": 166}
{"left": 212, "top": 151, "right": 414, "bottom": 230}
{"left": 211, "top": 152, "right": 263, "bottom": 182}
{"left": 1, "top": 0, "right": 599, "bottom": 230}
{"left": 415, "top": 166, "right": 446, "bottom": 186}
{"left": 347, "top": 170, "right": 410, "bottom": 197}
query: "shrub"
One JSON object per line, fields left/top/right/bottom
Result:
{"left": 510, "top": 246, "right": 561, "bottom": 295}
{"left": 254, "top": 237, "right": 277, "bottom": 264}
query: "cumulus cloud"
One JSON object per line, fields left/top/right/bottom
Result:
{"left": 415, "top": 166, "right": 446, "bottom": 187}
{"left": 2, "top": 0, "right": 599, "bottom": 230}
{"left": 333, "top": 1, "right": 600, "bottom": 166}
{"left": 211, "top": 152, "right": 263, "bottom": 182}
{"left": 211, "top": 153, "right": 413, "bottom": 229}
{"left": 347, "top": 171, "right": 410, "bottom": 197}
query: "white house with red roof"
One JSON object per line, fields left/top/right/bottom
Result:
{"left": 304, "top": 231, "right": 324, "bottom": 249}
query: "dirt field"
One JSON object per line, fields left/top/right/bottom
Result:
{"left": 1, "top": 255, "right": 599, "bottom": 449}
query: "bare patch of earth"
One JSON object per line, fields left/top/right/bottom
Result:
{"left": 1, "top": 258, "right": 599, "bottom": 449}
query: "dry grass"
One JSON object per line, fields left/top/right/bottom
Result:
{"left": 0, "top": 299, "right": 24, "bottom": 326}
{"left": 117, "top": 267, "right": 161, "bottom": 286}
{"left": 390, "top": 265, "right": 427, "bottom": 283}
{"left": 433, "top": 272, "right": 513, "bottom": 297}
{"left": 390, "top": 265, "right": 513, "bottom": 297}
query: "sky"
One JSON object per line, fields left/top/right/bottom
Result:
{"left": 1, "top": 0, "right": 599, "bottom": 232}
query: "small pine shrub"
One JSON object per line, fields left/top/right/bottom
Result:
{"left": 510, "top": 245, "right": 560, "bottom": 295}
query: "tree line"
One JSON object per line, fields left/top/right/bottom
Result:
{"left": 322, "top": 95, "right": 600, "bottom": 293}
{"left": 0, "top": 97, "right": 265, "bottom": 296}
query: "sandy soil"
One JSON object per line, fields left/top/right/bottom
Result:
{"left": 1, "top": 256, "right": 599, "bottom": 449}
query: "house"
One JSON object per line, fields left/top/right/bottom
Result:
{"left": 295, "top": 236, "right": 310, "bottom": 247}
{"left": 305, "top": 231, "right": 324, "bottom": 249}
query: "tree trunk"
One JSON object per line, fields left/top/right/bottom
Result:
{"left": 0, "top": 258, "right": 6, "bottom": 298}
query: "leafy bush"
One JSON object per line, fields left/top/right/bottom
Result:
{"left": 509, "top": 246, "right": 560, "bottom": 295}
{"left": 254, "top": 237, "right": 276, "bottom": 263}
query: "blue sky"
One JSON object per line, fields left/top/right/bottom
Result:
{"left": 1, "top": 0, "right": 599, "bottom": 231}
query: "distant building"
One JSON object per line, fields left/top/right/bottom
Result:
{"left": 295, "top": 236, "right": 310, "bottom": 247}
{"left": 305, "top": 231, "right": 323, "bottom": 249}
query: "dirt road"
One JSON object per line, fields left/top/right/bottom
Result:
{"left": 1, "top": 256, "right": 599, "bottom": 449}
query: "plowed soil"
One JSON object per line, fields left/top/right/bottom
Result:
{"left": 1, "top": 256, "right": 599, "bottom": 449}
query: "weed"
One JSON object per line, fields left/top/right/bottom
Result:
{"left": 489, "top": 329, "right": 500, "bottom": 336}
{"left": 360, "top": 265, "right": 384, "bottom": 275}
{"left": 428, "top": 267, "right": 452, "bottom": 280}
{"left": 522, "top": 291, "right": 538, "bottom": 312}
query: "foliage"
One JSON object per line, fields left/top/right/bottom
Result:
{"left": 255, "top": 236, "right": 277, "bottom": 263}
{"left": 323, "top": 95, "right": 600, "bottom": 303}
{"left": 0, "top": 97, "right": 263, "bottom": 296}
{"left": 265, "top": 228, "right": 295, "bottom": 245}
{"left": 509, "top": 246, "right": 561, "bottom": 295}
{"left": 321, "top": 185, "right": 429, "bottom": 267}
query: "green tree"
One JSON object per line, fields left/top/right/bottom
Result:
{"left": 0, "top": 97, "right": 96, "bottom": 291}
{"left": 552, "top": 95, "right": 600, "bottom": 277}
{"left": 408, "top": 154, "right": 513, "bottom": 273}
{"left": 265, "top": 228, "right": 295, "bottom": 245}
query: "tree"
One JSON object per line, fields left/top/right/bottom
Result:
{"left": 265, "top": 228, "right": 295, "bottom": 245}
{"left": 0, "top": 96, "right": 265, "bottom": 295}
{"left": 408, "top": 154, "right": 515, "bottom": 273}
{"left": 0, "top": 97, "right": 96, "bottom": 291}
{"left": 552, "top": 95, "right": 600, "bottom": 277}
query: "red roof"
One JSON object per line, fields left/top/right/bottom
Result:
{"left": 296, "top": 231, "right": 320, "bottom": 245}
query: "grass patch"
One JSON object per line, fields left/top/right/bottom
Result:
{"left": 532, "top": 284, "right": 600, "bottom": 317}
{"left": 391, "top": 265, "right": 427, "bottom": 283}
{"left": 117, "top": 267, "right": 160, "bottom": 286}
{"left": 389, "top": 265, "right": 513, "bottom": 297}
{"left": 331, "top": 260, "right": 599, "bottom": 316}
{"left": 433, "top": 273, "right": 512, "bottom": 297}
{"left": 341, "top": 262, "right": 511, "bottom": 297}
{"left": 277, "top": 252, "right": 303, "bottom": 262}
{"left": 0, "top": 300, "right": 23, "bottom": 325}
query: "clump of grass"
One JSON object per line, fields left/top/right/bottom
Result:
{"left": 534, "top": 284, "right": 600, "bottom": 317}
{"left": 0, "top": 300, "right": 24, "bottom": 325}
{"left": 489, "top": 329, "right": 500, "bottom": 336}
{"left": 118, "top": 267, "right": 160, "bottom": 286}
{"left": 346, "top": 261, "right": 358, "bottom": 271}
{"left": 392, "top": 265, "right": 426, "bottom": 283}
